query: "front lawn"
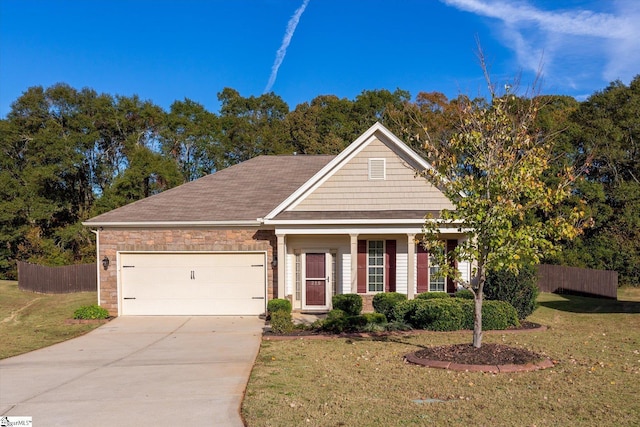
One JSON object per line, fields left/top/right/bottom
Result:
{"left": 242, "top": 288, "right": 640, "bottom": 426}
{"left": 0, "top": 280, "right": 103, "bottom": 359}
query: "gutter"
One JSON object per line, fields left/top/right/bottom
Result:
{"left": 81, "top": 220, "right": 263, "bottom": 228}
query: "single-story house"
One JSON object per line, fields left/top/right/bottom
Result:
{"left": 84, "top": 122, "right": 468, "bottom": 316}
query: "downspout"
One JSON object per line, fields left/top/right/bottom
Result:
{"left": 90, "top": 229, "right": 100, "bottom": 306}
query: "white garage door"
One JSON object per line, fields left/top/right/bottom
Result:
{"left": 120, "top": 252, "right": 266, "bottom": 315}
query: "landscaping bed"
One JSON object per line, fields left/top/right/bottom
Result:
{"left": 243, "top": 289, "right": 640, "bottom": 426}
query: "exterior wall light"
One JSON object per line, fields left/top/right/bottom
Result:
{"left": 102, "top": 256, "right": 110, "bottom": 270}
{"left": 271, "top": 255, "right": 277, "bottom": 268}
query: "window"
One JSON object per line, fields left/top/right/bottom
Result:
{"left": 429, "top": 256, "right": 446, "bottom": 292}
{"left": 368, "top": 240, "right": 384, "bottom": 292}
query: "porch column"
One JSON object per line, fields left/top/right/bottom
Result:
{"left": 276, "top": 233, "right": 286, "bottom": 299}
{"left": 350, "top": 233, "right": 358, "bottom": 294}
{"left": 407, "top": 234, "right": 416, "bottom": 300}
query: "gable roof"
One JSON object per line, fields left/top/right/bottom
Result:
{"left": 84, "top": 122, "right": 448, "bottom": 228}
{"left": 84, "top": 155, "right": 335, "bottom": 226}
{"left": 264, "top": 122, "right": 435, "bottom": 221}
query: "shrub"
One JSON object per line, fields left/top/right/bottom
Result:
{"left": 454, "top": 289, "right": 475, "bottom": 299}
{"left": 332, "top": 294, "right": 362, "bottom": 316}
{"left": 391, "top": 299, "right": 424, "bottom": 324}
{"left": 267, "top": 298, "right": 292, "bottom": 315}
{"left": 481, "top": 300, "right": 520, "bottom": 330}
{"left": 321, "top": 309, "right": 370, "bottom": 333}
{"left": 346, "top": 315, "right": 368, "bottom": 330}
{"left": 384, "top": 321, "right": 413, "bottom": 332}
{"left": 484, "top": 265, "right": 539, "bottom": 319}
{"left": 360, "top": 322, "right": 387, "bottom": 333}
{"left": 270, "top": 310, "right": 294, "bottom": 334}
{"left": 413, "top": 299, "right": 464, "bottom": 331}
{"left": 73, "top": 305, "right": 109, "bottom": 320}
{"left": 322, "top": 309, "right": 348, "bottom": 333}
{"left": 372, "top": 292, "right": 407, "bottom": 319}
{"left": 415, "top": 292, "right": 450, "bottom": 300}
{"left": 459, "top": 300, "right": 475, "bottom": 329}
{"left": 362, "top": 312, "right": 387, "bottom": 324}
{"left": 458, "top": 299, "right": 519, "bottom": 330}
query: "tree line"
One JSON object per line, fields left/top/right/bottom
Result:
{"left": 1, "top": 78, "right": 638, "bottom": 285}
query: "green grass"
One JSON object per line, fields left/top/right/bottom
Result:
{"left": 0, "top": 280, "right": 103, "bottom": 359}
{"left": 242, "top": 288, "right": 640, "bottom": 426}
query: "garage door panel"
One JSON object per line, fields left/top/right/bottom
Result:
{"left": 120, "top": 253, "right": 266, "bottom": 316}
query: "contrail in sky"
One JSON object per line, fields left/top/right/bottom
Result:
{"left": 264, "top": 0, "right": 310, "bottom": 93}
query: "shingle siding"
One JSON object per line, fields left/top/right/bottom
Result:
{"left": 292, "top": 138, "right": 454, "bottom": 212}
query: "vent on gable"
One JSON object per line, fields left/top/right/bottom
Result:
{"left": 368, "top": 158, "right": 386, "bottom": 180}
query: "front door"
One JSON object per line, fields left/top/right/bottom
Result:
{"left": 305, "top": 253, "right": 327, "bottom": 307}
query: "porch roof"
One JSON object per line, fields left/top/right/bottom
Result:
{"left": 271, "top": 210, "right": 441, "bottom": 221}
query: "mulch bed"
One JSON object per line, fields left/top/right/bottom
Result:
{"left": 413, "top": 343, "right": 543, "bottom": 365}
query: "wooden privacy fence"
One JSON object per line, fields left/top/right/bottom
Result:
{"left": 537, "top": 264, "right": 618, "bottom": 299}
{"left": 18, "top": 261, "right": 97, "bottom": 294}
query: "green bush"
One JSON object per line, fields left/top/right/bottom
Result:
{"left": 267, "top": 298, "right": 292, "bottom": 315}
{"left": 384, "top": 321, "right": 413, "bottom": 331}
{"left": 360, "top": 322, "right": 387, "bottom": 333}
{"left": 270, "top": 310, "right": 294, "bottom": 334}
{"left": 362, "top": 312, "right": 387, "bottom": 324}
{"left": 481, "top": 300, "right": 520, "bottom": 330}
{"left": 391, "top": 299, "right": 424, "bottom": 323}
{"left": 458, "top": 299, "right": 520, "bottom": 330}
{"left": 332, "top": 294, "right": 362, "bottom": 316}
{"left": 415, "top": 292, "right": 450, "bottom": 300}
{"left": 413, "top": 299, "right": 464, "bottom": 331}
{"left": 372, "top": 292, "right": 407, "bottom": 319}
{"left": 484, "top": 265, "right": 539, "bottom": 319}
{"left": 459, "top": 300, "right": 475, "bottom": 329}
{"left": 454, "top": 289, "right": 475, "bottom": 299}
{"left": 322, "top": 309, "right": 348, "bottom": 333}
{"left": 73, "top": 305, "right": 109, "bottom": 320}
{"left": 393, "top": 297, "right": 518, "bottom": 331}
{"left": 321, "top": 309, "right": 370, "bottom": 333}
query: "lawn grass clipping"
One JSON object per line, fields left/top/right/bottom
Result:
{"left": 243, "top": 288, "right": 640, "bottom": 426}
{"left": 0, "top": 280, "right": 102, "bottom": 359}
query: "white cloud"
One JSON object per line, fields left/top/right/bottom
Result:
{"left": 443, "top": 0, "right": 640, "bottom": 90}
{"left": 264, "top": 0, "right": 310, "bottom": 94}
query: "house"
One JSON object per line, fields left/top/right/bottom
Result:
{"left": 83, "top": 123, "right": 469, "bottom": 316}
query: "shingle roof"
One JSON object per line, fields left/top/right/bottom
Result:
{"left": 85, "top": 155, "right": 335, "bottom": 224}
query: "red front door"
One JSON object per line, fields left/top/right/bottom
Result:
{"left": 305, "top": 253, "right": 326, "bottom": 306}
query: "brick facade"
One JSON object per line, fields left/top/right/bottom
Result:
{"left": 98, "top": 228, "right": 276, "bottom": 316}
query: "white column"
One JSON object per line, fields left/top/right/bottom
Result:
{"left": 276, "top": 234, "right": 286, "bottom": 299}
{"left": 350, "top": 234, "right": 358, "bottom": 294}
{"left": 407, "top": 234, "right": 416, "bottom": 300}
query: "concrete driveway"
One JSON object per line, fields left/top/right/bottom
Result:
{"left": 0, "top": 316, "right": 264, "bottom": 426}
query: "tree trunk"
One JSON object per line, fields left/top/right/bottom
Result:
{"left": 473, "top": 292, "right": 483, "bottom": 348}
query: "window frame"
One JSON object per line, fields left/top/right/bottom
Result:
{"left": 428, "top": 255, "right": 446, "bottom": 293}
{"left": 367, "top": 240, "right": 385, "bottom": 293}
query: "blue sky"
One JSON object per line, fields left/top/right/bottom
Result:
{"left": 1, "top": 0, "right": 639, "bottom": 118}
